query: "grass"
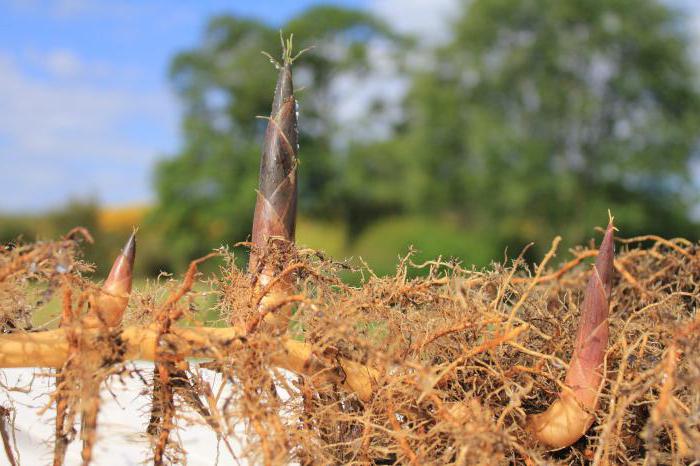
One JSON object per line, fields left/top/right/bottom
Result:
{"left": 30, "top": 278, "right": 223, "bottom": 329}
{"left": 296, "top": 217, "right": 347, "bottom": 258}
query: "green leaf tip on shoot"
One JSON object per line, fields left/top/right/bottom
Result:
{"left": 261, "top": 31, "right": 313, "bottom": 69}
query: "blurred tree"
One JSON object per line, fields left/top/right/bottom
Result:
{"left": 153, "top": 0, "right": 700, "bottom": 272}
{"left": 150, "top": 6, "right": 403, "bottom": 265}
{"left": 394, "top": 0, "right": 700, "bottom": 256}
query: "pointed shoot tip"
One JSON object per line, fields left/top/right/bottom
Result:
{"left": 90, "top": 231, "right": 137, "bottom": 328}
{"left": 595, "top": 220, "right": 615, "bottom": 290}
{"left": 122, "top": 231, "right": 136, "bottom": 267}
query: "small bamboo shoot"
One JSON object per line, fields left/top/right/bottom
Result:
{"left": 528, "top": 220, "right": 615, "bottom": 449}
{"left": 84, "top": 232, "right": 136, "bottom": 328}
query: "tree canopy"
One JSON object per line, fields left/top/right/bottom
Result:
{"left": 152, "top": 0, "right": 700, "bottom": 268}
{"left": 149, "top": 6, "right": 403, "bottom": 265}
{"left": 392, "top": 0, "right": 700, "bottom": 256}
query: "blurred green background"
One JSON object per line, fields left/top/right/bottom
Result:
{"left": 2, "top": 0, "right": 699, "bottom": 279}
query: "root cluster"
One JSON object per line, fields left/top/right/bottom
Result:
{"left": 0, "top": 231, "right": 698, "bottom": 464}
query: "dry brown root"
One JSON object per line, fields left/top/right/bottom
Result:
{"left": 0, "top": 227, "right": 93, "bottom": 284}
{"left": 152, "top": 362, "right": 175, "bottom": 466}
{"left": 0, "top": 406, "right": 17, "bottom": 466}
{"left": 170, "top": 369, "right": 212, "bottom": 426}
{"left": 148, "top": 253, "right": 219, "bottom": 464}
{"left": 53, "top": 278, "right": 76, "bottom": 466}
{"left": 79, "top": 380, "right": 101, "bottom": 466}
{"left": 0, "top": 227, "right": 92, "bottom": 334}
{"left": 146, "top": 373, "right": 163, "bottom": 438}
{"left": 528, "top": 220, "right": 615, "bottom": 449}
{"left": 248, "top": 36, "right": 300, "bottom": 333}
{"left": 53, "top": 389, "right": 72, "bottom": 466}
{"left": 4, "top": 222, "right": 700, "bottom": 464}
{"left": 147, "top": 365, "right": 213, "bottom": 447}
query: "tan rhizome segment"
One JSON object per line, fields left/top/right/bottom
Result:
{"left": 0, "top": 325, "right": 378, "bottom": 402}
{"left": 528, "top": 220, "right": 615, "bottom": 449}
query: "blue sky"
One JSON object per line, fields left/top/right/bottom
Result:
{"left": 0, "top": 0, "right": 696, "bottom": 213}
{"left": 0, "top": 0, "right": 380, "bottom": 212}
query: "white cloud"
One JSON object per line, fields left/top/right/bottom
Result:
{"left": 24, "top": 48, "right": 139, "bottom": 84}
{"left": 46, "top": 50, "right": 82, "bottom": 77}
{"left": 329, "top": 39, "right": 409, "bottom": 147}
{"left": 42, "top": 49, "right": 84, "bottom": 78}
{"left": 371, "top": 0, "right": 459, "bottom": 44}
{"left": 0, "top": 52, "right": 178, "bottom": 212}
{"left": 325, "top": 0, "right": 459, "bottom": 147}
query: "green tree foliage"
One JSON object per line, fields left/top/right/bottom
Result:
{"left": 153, "top": 0, "right": 700, "bottom": 271}
{"left": 149, "top": 6, "right": 402, "bottom": 265}
{"left": 393, "top": 0, "right": 700, "bottom": 256}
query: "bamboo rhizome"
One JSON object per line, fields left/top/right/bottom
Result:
{"left": 528, "top": 219, "right": 616, "bottom": 449}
